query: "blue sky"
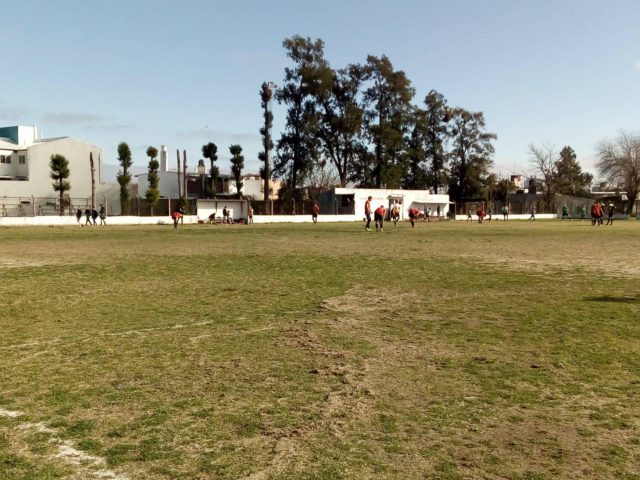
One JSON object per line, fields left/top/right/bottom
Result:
{"left": 2, "top": 0, "right": 639, "bottom": 182}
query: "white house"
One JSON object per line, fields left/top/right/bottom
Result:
{"left": 0, "top": 125, "right": 120, "bottom": 214}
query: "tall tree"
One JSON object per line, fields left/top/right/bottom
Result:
{"left": 316, "top": 64, "right": 366, "bottom": 187}
{"left": 597, "top": 131, "right": 640, "bottom": 214}
{"left": 404, "top": 106, "right": 429, "bottom": 189}
{"left": 448, "top": 109, "right": 496, "bottom": 205}
{"left": 553, "top": 146, "right": 593, "bottom": 196}
{"left": 201, "top": 142, "right": 218, "bottom": 197}
{"left": 362, "top": 54, "right": 414, "bottom": 188}
{"left": 145, "top": 146, "right": 160, "bottom": 216}
{"left": 423, "top": 90, "right": 451, "bottom": 193}
{"left": 116, "top": 142, "right": 132, "bottom": 215}
{"left": 528, "top": 143, "right": 557, "bottom": 208}
{"left": 259, "top": 82, "right": 275, "bottom": 213}
{"left": 229, "top": 144, "right": 245, "bottom": 195}
{"left": 49, "top": 154, "right": 70, "bottom": 215}
{"left": 275, "top": 35, "right": 330, "bottom": 193}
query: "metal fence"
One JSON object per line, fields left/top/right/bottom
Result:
{"left": 0, "top": 196, "right": 97, "bottom": 217}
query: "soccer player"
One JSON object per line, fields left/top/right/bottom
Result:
{"left": 364, "top": 196, "right": 372, "bottom": 231}
{"left": 312, "top": 202, "right": 320, "bottom": 224}
{"left": 408, "top": 207, "right": 420, "bottom": 227}
{"left": 171, "top": 209, "right": 183, "bottom": 229}
{"left": 390, "top": 202, "right": 400, "bottom": 226}
{"left": 374, "top": 205, "right": 385, "bottom": 232}
{"left": 606, "top": 203, "right": 615, "bottom": 226}
{"left": 502, "top": 205, "right": 509, "bottom": 221}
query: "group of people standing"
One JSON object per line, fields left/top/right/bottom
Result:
{"left": 363, "top": 197, "right": 424, "bottom": 231}
{"left": 363, "top": 196, "right": 387, "bottom": 232}
{"left": 467, "top": 206, "right": 509, "bottom": 223}
{"left": 560, "top": 202, "right": 616, "bottom": 225}
{"left": 169, "top": 199, "right": 620, "bottom": 231}
{"left": 464, "top": 202, "right": 617, "bottom": 225}
{"left": 76, "top": 206, "right": 106, "bottom": 227}
{"left": 591, "top": 201, "right": 616, "bottom": 226}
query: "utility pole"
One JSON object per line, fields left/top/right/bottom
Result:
{"left": 89, "top": 152, "right": 96, "bottom": 209}
{"left": 183, "top": 150, "right": 188, "bottom": 199}
{"left": 176, "top": 149, "right": 182, "bottom": 198}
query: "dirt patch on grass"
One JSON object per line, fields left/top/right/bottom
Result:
{"left": 0, "top": 407, "right": 129, "bottom": 480}
{"left": 245, "top": 291, "right": 387, "bottom": 479}
{"left": 473, "top": 410, "right": 639, "bottom": 479}
{"left": 0, "top": 257, "right": 54, "bottom": 269}
{"left": 247, "top": 287, "right": 444, "bottom": 478}
{"left": 321, "top": 285, "right": 420, "bottom": 315}
{"left": 450, "top": 226, "right": 640, "bottom": 278}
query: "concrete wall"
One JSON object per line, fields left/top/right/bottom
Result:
{"left": 0, "top": 215, "right": 199, "bottom": 227}
{"left": 196, "top": 199, "right": 248, "bottom": 221}
{"left": 252, "top": 214, "right": 360, "bottom": 224}
{"left": 137, "top": 171, "right": 180, "bottom": 199}
{"left": 3, "top": 213, "right": 593, "bottom": 227}
{"left": 455, "top": 213, "right": 557, "bottom": 221}
{"left": 0, "top": 213, "right": 360, "bottom": 226}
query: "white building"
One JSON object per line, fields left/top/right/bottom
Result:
{"left": 318, "top": 187, "right": 450, "bottom": 220}
{"left": 0, "top": 125, "right": 120, "bottom": 214}
{"left": 227, "top": 173, "right": 282, "bottom": 200}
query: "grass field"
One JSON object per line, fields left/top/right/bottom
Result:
{"left": 0, "top": 219, "right": 639, "bottom": 480}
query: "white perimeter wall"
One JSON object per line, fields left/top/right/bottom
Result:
{"left": 1, "top": 213, "right": 570, "bottom": 227}
{"left": 0, "top": 215, "right": 199, "bottom": 227}
{"left": 455, "top": 214, "right": 557, "bottom": 221}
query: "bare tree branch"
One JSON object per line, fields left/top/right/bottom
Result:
{"left": 528, "top": 143, "right": 556, "bottom": 208}
{"left": 596, "top": 131, "right": 640, "bottom": 213}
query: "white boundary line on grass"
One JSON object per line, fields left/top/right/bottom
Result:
{"left": 0, "top": 408, "right": 129, "bottom": 480}
{"left": 0, "top": 310, "right": 306, "bottom": 352}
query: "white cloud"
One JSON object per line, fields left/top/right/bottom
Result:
{"left": 175, "top": 128, "right": 260, "bottom": 144}
{"left": 0, "top": 104, "right": 31, "bottom": 121}
{"left": 635, "top": 62, "right": 640, "bottom": 71}
{"left": 41, "top": 112, "right": 104, "bottom": 126}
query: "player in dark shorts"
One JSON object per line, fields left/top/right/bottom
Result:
{"left": 606, "top": 203, "right": 615, "bottom": 225}
{"left": 364, "top": 196, "right": 372, "bottom": 231}
{"left": 374, "top": 205, "right": 385, "bottom": 232}
{"left": 312, "top": 202, "right": 320, "bottom": 224}
{"left": 171, "top": 210, "right": 183, "bottom": 229}
{"left": 408, "top": 207, "right": 420, "bottom": 227}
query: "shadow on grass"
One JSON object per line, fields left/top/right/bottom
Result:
{"left": 584, "top": 295, "right": 640, "bottom": 304}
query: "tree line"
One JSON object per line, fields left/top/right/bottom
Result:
{"left": 260, "top": 35, "right": 497, "bottom": 207}
{"left": 112, "top": 141, "right": 245, "bottom": 215}
{"left": 527, "top": 133, "right": 640, "bottom": 214}
{"left": 264, "top": 35, "right": 640, "bottom": 214}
